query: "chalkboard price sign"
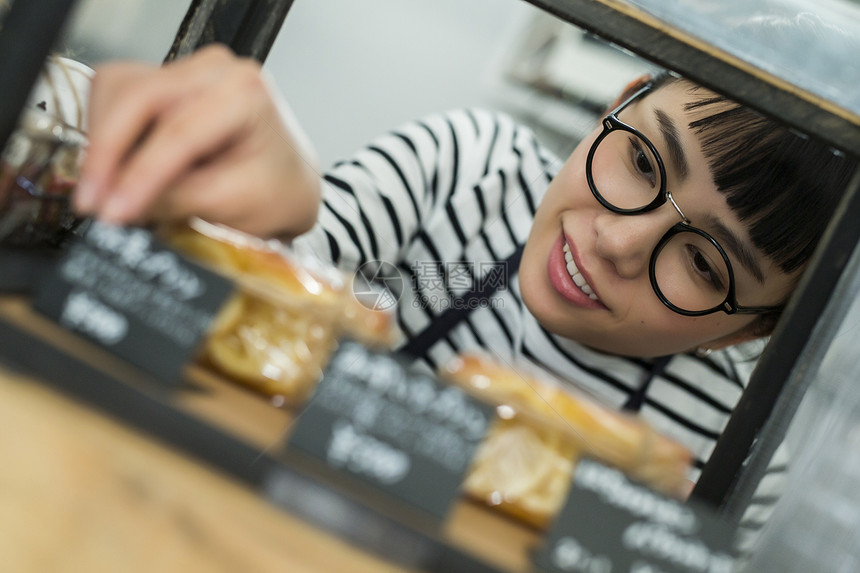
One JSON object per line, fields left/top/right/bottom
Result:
{"left": 286, "top": 340, "right": 494, "bottom": 520}
{"left": 533, "top": 459, "right": 737, "bottom": 573}
{"left": 32, "top": 221, "right": 234, "bottom": 382}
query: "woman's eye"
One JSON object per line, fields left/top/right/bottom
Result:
{"left": 689, "top": 247, "right": 724, "bottom": 292}
{"left": 629, "top": 138, "right": 656, "bottom": 186}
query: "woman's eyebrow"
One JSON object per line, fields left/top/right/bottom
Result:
{"left": 703, "top": 214, "right": 766, "bottom": 284}
{"left": 655, "top": 108, "right": 689, "bottom": 180}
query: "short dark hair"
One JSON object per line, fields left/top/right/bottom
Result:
{"left": 608, "top": 13, "right": 858, "bottom": 337}
{"left": 649, "top": 73, "right": 856, "bottom": 276}
{"left": 644, "top": 73, "right": 857, "bottom": 336}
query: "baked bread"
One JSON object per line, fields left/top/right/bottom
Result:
{"left": 165, "top": 220, "right": 395, "bottom": 402}
{"left": 443, "top": 354, "right": 692, "bottom": 529}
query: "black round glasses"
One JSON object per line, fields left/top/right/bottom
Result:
{"left": 585, "top": 84, "right": 783, "bottom": 317}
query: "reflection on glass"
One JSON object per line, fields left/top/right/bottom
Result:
{"left": 626, "top": 0, "right": 860, "bottom": 115}
{"left": 737, "top": 261, "right": 860, "bottom": 571}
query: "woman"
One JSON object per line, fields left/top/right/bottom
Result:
{"left": 72, "top": 45, "right": 854, "bottom": 546}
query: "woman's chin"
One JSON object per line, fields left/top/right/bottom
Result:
{"left": 520, "top": 287, "right": 682, "bottom": 358}
{"left": 519, "top": 269, "right": 558, "bottom": 323}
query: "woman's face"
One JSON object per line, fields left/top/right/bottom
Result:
{"left": 519, "top": 82, "right": 797, "bottom": 357}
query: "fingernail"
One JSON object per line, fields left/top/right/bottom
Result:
{"left": 74, "top": 179, "right": 97, "bottom": 213}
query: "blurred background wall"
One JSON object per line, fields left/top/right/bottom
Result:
{"left": 58, "top": 0, "right": 651, "bottom": 165}
{"left": 60, "top": 0, "right": 537, "bottom": 164}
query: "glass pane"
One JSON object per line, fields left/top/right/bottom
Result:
{"left": 625, "top": 0, "right": 860, "bottom": 116}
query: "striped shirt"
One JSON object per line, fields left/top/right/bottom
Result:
{"left": 291, "top": 108, "right": 785, "bottom": 545}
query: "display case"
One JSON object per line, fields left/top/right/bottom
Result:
{"left": 2, "top": 0, "right": 860, "bottom": 571}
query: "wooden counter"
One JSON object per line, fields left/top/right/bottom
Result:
{"left": 0, "top": 362, "right": 409, "bottom": 573}
{"left": 0, "top": 296, "right": 541, "bottom": 573}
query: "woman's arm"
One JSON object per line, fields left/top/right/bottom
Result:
{"left": 75, "top": 44, "right": 321, "bottom": 240}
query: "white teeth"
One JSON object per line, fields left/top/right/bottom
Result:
{"left": 562, "top": 240, "right": 599, "bottom": 301}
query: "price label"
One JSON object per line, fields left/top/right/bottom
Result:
{"left": 32, "top": 221, "right": 234, "bottom": 382}
{"left": 533, "top": 459, "right": 737, "bottom": 573}
{"left": 286, "top": 340, "right": 494, "bottom": 520}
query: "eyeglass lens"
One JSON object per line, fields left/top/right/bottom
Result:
{"left": 591, "top": 130, "right": 730, "bottom": 313}
{"left": 590, "top": 130, "right": 663, "bottom": 210}
{"left": 653, "top": 231, "right": 730, "bottom": 313}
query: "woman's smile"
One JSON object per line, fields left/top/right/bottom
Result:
{"left": 547, "top": 231, "right": 606, "bottom": 309}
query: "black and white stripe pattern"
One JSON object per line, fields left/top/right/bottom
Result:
{"left": 291, "top": 107, "right": 786, "bottom": 546}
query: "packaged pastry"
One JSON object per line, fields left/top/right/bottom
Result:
{"left": 442, "top": 354, "right": 692, "bottom": 529}
{"left": 0, "top": 108, "right": 88, "bottom": 247}
{"left": 163, "top": 219, "right": 396, "bottom": 402}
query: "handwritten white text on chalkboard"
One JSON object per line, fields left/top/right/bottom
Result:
{"left": 622, "top": 522, "right": 733, "bottom": 573}
{"left": 551, "top": 536, "right": 613, "bottom": 573}
{"left": 85, "top": 222, "right": 204, "bottom": 300}
{"left": 576, "top": 460, "right": 696, "bottom": 534}
{"left": 327, "top": 342, "right": 488, "bottom": 441}
{"left": 326, "top": 420, "right": 411, "bottom": 484}
{"left": 60, "top": 290, "right": 128, "bottom": 345}
{"left": 59, "top": 240, "right": 212, "bottom": 347}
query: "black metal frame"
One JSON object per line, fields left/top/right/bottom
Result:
{"left": 165, "top": 0, "right": 295, "bottom": 63}
{"left": 520, "top": 0, "right": 860, "bottom": 516}
{"left": 0, "top": 0, "right": 79, "bottom": 157}
{"left": 712, "top": 169, "right": 860, "bottom": 521}
{"left": 520, "top": 0, "right": 860, "bottom": 157}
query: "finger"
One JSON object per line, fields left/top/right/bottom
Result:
{"left": 149, "top": 154, "right": 273, "bottom": 231}
{"left": 86, "top": 62, "right": 155, "bottom": 134}
{"left": 151, "top": 143, "right": 306, "bottom": 238}
{"left": 76, "top": 45, "right": 238, "bottom": 214}
{"left": 98, "top": 64, "right": 267, "bottom": 224}
{"left": 86, "top": 45, "right": 236, "bottom": 133}
{"left": 75, "top": 63, "right": 157, "bottom": 213}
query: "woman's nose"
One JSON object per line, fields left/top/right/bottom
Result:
{"left": 593, "top": 209, "right": 676, "bottom": 279}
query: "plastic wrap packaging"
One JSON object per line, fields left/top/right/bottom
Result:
{"left": 0, "top": 108, "right": 88, "bottom": 248}
{"left": 443, "top": 353, "right": 693, "bottom": 529}
{"left": 164, "top": 219, "right": 396, "bottom": 403}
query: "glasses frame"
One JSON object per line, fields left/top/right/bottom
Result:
{"left": 586, "top": 84, "right": 784, "bottom": 317}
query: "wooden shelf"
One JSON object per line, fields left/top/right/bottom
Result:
{"left": 0, "top": 361, "right": 407, "bottom": 573}
{"left": 0, "top": 296, "right": 540, "bottom": 573}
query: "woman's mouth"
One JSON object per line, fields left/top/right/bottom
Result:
{"left": 547, "top": 234, "right": 605, "bottom": 309}
{"left": 562, "top": 241, "right": 599, "bottom": 300}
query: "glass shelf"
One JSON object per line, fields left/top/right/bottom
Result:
{"left": 628, "top": 0, "right": 860, "bottom": 117}
{"left": 524, "top": 0, "right": 860, "bottom": 155}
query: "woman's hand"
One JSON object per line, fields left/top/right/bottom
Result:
{"left": 75, "top": 44, "right": 321, "bottom": 239}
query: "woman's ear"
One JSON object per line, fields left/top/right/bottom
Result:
{"left": 698, "top": 330, "right": 758, "bottom": 354}
{"left": 695, "top": 315, "right": 777, "bottom": 354}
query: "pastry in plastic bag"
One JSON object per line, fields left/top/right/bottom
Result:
{"left": 443, "top": 354, "right": 692, "bottom": 529}
{"left": 164, "top": 219, "right": 396, "bottom": 402}
{"left": 0, "top": 108, "right": 88, "bottom": 247}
